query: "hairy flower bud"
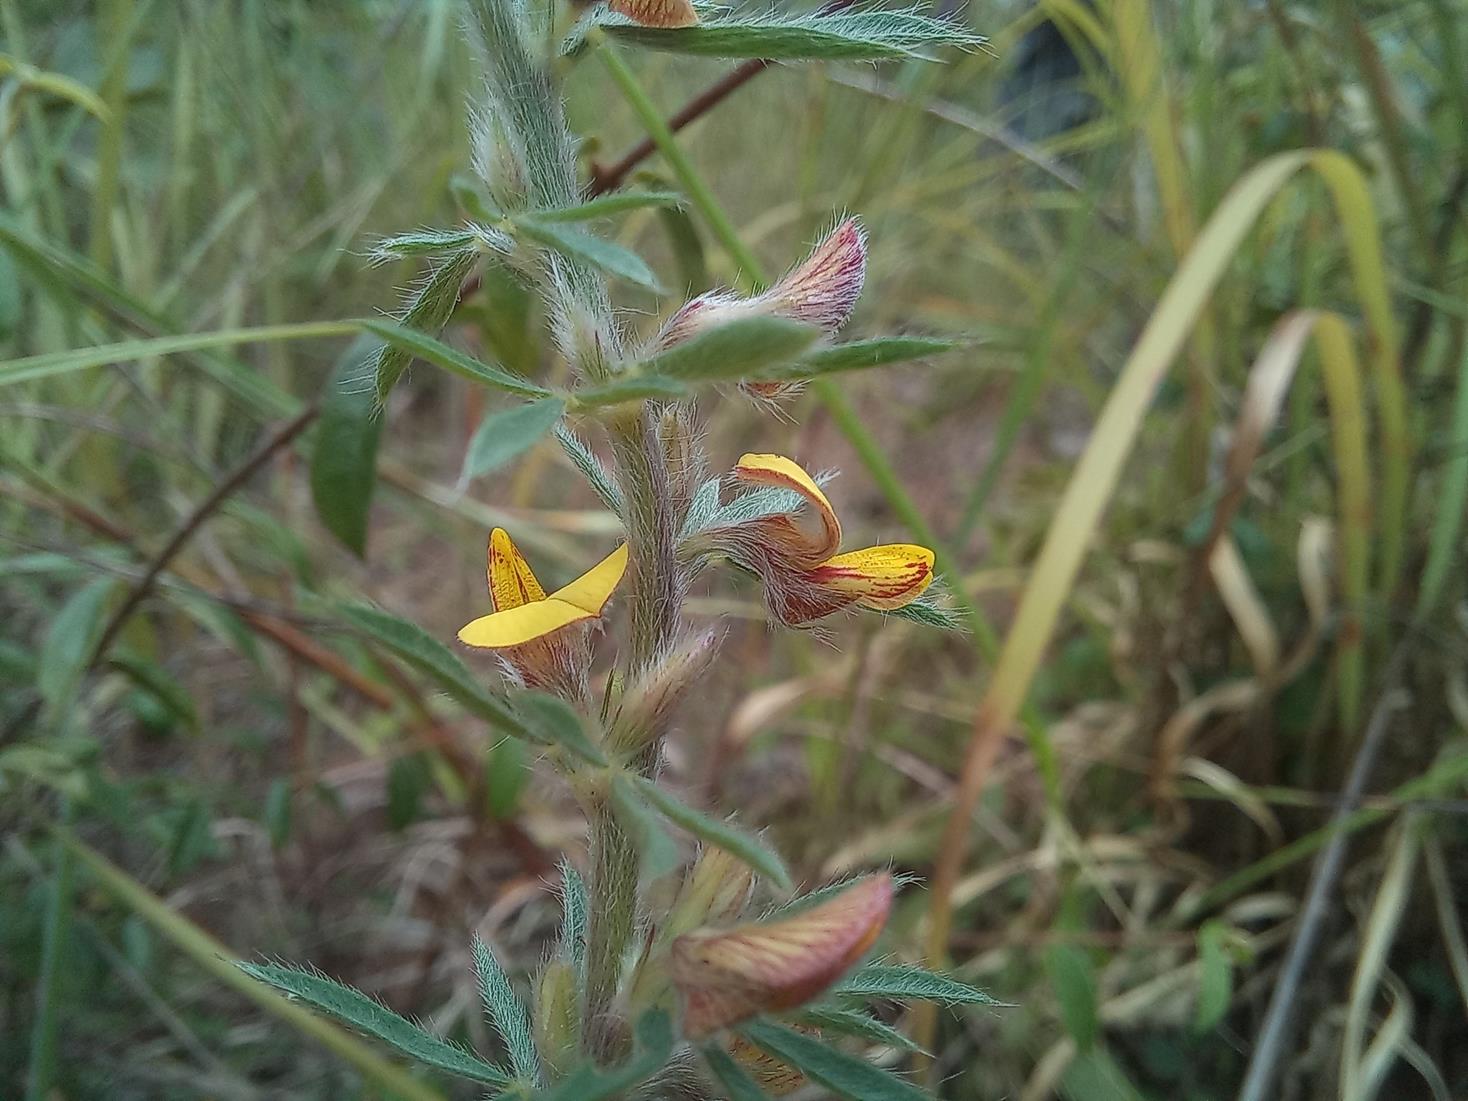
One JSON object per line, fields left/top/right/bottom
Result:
{"left": 534, "top": 960, "right": 579, "bottom": 1074}
{"left": 658, "top": 402, "right": 704, "bottom": 533}
{"left": 668, "top": 845, "right": 757, "bottom": 939}
{"left": 670, "top": 874, "right": 892, "bottom": 1037}
{"left": 608, "top": 630, "right": 722, "bottom": 753}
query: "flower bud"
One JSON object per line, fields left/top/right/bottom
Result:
{"left": 667, "top": 845, "right": 756, "bottom": 939}
{"left": 670, "top": 874, "right": 892, "bottom": 1037}
{"left": 607, "top": 630, "right": 722, "bottom": 753}
{"left": 533, "top": 960, "right": 579, "bottom": 1075}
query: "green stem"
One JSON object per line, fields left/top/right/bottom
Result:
{"left": 26, "top": 801, "right": 75, "bottom": 1101}
{"left": 582, "top": 795, "right": 639, "bottom": 1055}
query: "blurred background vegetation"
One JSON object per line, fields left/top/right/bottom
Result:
{"left": 3, "top": 0, "right": 1467, "bottom": 1098}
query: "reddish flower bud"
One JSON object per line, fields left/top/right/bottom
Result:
{"left": 670, "top": 874, "right": 892, "bottom": 1037}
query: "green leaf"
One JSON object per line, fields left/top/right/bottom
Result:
{"left": 364, "top": 319, "right": 553, "bottom": 400}
{"left": 515, "top": 217, "right": 663, "bottom": 291}
{"left": 484, "top": 737, "right": 528, "bottom": 819}
{"left": 1059, "top": 1046, "right": 1148, "bottom": 1101}
{"left": 311, "top": 337, "right": 383, "bottom": 557}
{"left": 387, "top": 753, "right": 431, "bottom": 830}
{"left": 1047, "top": 942, "right": 1099, "bottom": 1051}
{"left": 514, "top": 692, "right": 607, "bottom": 765}
{"left": 0, "top": 246, "right": 20, "bottom": 340}
{"left": 586, "top": 9, "right": 986, "bottom": 61}
{"left": 556, "top": 859, "right": 588, "bottom": 969}
{"left": 372, "top": 248, "right": 478, "bottom": 401}
{"left": 701, "top": 1043, "right": 774, "bottom": 1101}
{"left": 238, "top": 962, "right": 509, "bottom": 1086}
{"left": 642, "top": 316, "right": 820, "bottom": 382}
{"left": 461, "top": 397, "right": 565, "bottom": 483}
{"left": 834, "top": 964, "right": 999, "bottom": 1005}
{"left": 571, "top": 375, "right": 688, "bottom": 408}
{"left": 532, "top": 1010, "right": 672, "bottom": 1101}
{"left": 739, "top": 1021, "right": 929, "bottom": 1101}
{"left": 473, "top": 936, "right": 543, "bottom": 1084}
{"left": 884, "top": 591, "right": 967, "bottom": 631}
{"left": 531, "top": 192, "right": 684, "bottom": 222}
{"left": 796, "top": 1006, "right": 926, "bottom": 1055}
{"left": 555, "top": 425, "right": 624, "bottom": 513}
{"left": 1193, "top": 921, "right": 1233, "bottom": 1034}
{"left": 38, "top": 577, "right": 118, "bottom": 722}
{"left": 609, "top": 775, "right": 681, "bottom": 881}
{"left": 369, "top": 224, "right": 510, "bottom": 265}
{"left": 765, "top": 337, "right": 962, "bottom": 381}
{"left": 630, "top": 775, "right": 791, "bottom": 890}
{"left": 331, "top": 602, "right": 523, "bottom": 735}
{"left": 108, "top": 651, "right": 199, "bottom": 734}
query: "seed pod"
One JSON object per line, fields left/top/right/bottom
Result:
{"left": 534, "top": 960, "right": 580, "bottom": 1074}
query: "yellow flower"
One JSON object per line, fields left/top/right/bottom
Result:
{"left": 698, "top": 454, "right": 935, "bottom": 627}
{"left": 458, "top": 528, "right": 627, "bottom": 695}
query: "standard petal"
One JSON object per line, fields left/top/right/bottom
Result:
{"left": 670, "top": 874, "right": 892, "bottom": 1037}
{"left": 760, "top": 218, "right": 866, "bottom": 334}
{"left": 549, "top": 542, "right": 629, "bottom": 614}
{"left": 805, "top": 543, "right": 935, "bottom": 610}
{"left": 732, "top": 453, "right": 841, "bottom": 562}
{"left": 488, "top": 527, "right": 546, "bottom": 611}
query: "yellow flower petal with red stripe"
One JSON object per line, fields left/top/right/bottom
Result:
{"left": 805, "top": 543, "right": 935, "bottom": 610}
{"left": 732, "top": 453, "right": 841, "bottom": 561}
{"left": 487, "top": 528, "right": 546, "bottom": 611}
{"left": 460, "top": 541, "right": 628, "bottom": 649}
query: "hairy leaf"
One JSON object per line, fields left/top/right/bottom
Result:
{"left": 514, "top": 692, "right": 607, "bottom": 765}
{"left": 365, "top": 319, "right": 553, "bottom": 399}
{"left": 368, "top": 224, "right": 510, "bottom": 265}
{"left": 473, "top": 936, "right": 542, "bottom": 1084}
{"left": 461, "top": 397, "right": 566, "bottom": 483}
{"left": 610, "top": 775, "right": 681, "bottom": 881}
{"left": 764, "top": 336, "right": 962, "bottom": 381}
{"left": 515, "top": 218, "right": 662, "bottom": 291}
{"left": 238, "top": 963, "right": 508, "bottom": 1084}
{"left": 555, "top": 425, "right": 624, "bottom": 513}
{"left": 631, "top": 775, "right": 791, "bottom": 890}
{"left": 571, "top": 375, "right": 688, "bottom": 408}
{"left": 531, "top": 192, "right": 684, "bottom": 222}
{"left": 311, "top": 338, "right": 382, "bottom": 557}
{"left": 643, "top": 315, "right": 819, "bottom": 381}
{"left": 796, "top": 1005, "right": 926, "bottom": 1054}
{"left": 556, "top": 859, "right": 589, "bottom": 970}
{"left": 373, "top": 248, "right": 478, "bottom": 401}
{"left": 834, "top": 964, "right": 999, "bottom": 1005}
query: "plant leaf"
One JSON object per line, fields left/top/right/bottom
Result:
{"left": 369, "top": 224, "right": 510, "bottom": 265}
{"left": 373, "top": 248, "right": 478, "bottom": 401}
{"left": 571, "top": 375, "right": 688, "bottom": 408}
{"left": 515, "top": 217, "right": 663, "bottom": 291}
{"left": 238, "top": 962, "right": 510, "bottom": 1086}
{"left": 39, "top": 577, "right": 118, "bottom": 722}
{"left": 473, "top": 935, "right": 543, "bottom": 1085}
{"left": 642, "top": 315, "right": 819, "bottom": 382}
{"left": 834, "top": 964, "right": 999, "bottom": 1005}
{"left": 109, "top": 651, "right": 200, "bottom": 734}
{"left": 461, "top": 397, "right": 565, "bottom": 483}
{"left": 1193, "top": 921, "right": 1233, "bottom": 1034}
{"left": 364, "top": 319, "right": 553, "bottom": 399}
{"left": 531, "top": 1010, "right": 673, "bottom": 1101}
{"left": 630, "top": 775, "right": 791, "bottom": 890}
{"left": 531, "top": 192, "right": 684, "bottom": 222}
{"left": 584, "top": 9, "right": 986, "bottom": 61}
{"left": 311, "top": 337, "right": 383, "bottom": 557}
{"left": 609, "top": 775, "right": 681, "bottom": 881}
{"left": 765, "top": 336, "right": 963, "bottom": 381}
{"left": 739, "top": 1021, "right": 929, "bottom": 1101}
{"left": 514, "top": 692, "right": 607, "bottom": 765}
{"left": 556, "top": 859, "right": 589, "bottom": 970}
{"left": 331, "top": 601, "right": 523, "bottom": 735}
{"left": 701, "top": 1043, "right": 775, "bottom": 1101}
{"left": 1047, "top": 942, "right": 1099, "bottom": 1051}
{"left": 796, "top": 1005, "right": 926, "bottom": 1054}
{"left": 555, "top": 425, "right": 624, "bottom": 513}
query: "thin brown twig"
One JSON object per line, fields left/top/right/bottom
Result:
{"left": 88, "top": 405, "right": 318, "bottom": 664}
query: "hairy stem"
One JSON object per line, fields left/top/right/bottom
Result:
{"left": 583, "top": 794, "right": 640, "bottom": 1054}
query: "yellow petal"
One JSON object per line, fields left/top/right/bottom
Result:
{"left": 733, "top": 453, "right": 841, "bottom": 559}
{"left": 548, "top": 542, "right": 628, "bottom": 614}
{"left": 459, "top": 542, "right": 628, "bottom": 649}
{"left": 806, "top": 543, "right": 935, "bottom": 610}
{"left": 488, "top": 528, "right": 545, "bottom": 611}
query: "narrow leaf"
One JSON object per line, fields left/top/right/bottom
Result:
{"left": 39, "top": 577, "right": 118, "bottom": 720}
{"left": 631, "top": 775, "right": 791, "bottom": 890}
{"left": 1193, "top": 921, "right": 1233, "bottom": 1034}
{"left": 609, "top": 775, "right": 681, "bottom": 881}
{"left": 834, "top": 963, "right": 999, "bottom": 1005}
{"left": 766, "top": 336, "right": 962, "bottom": 380}
{"left": 514, "top": 692, "right": 606, "bottom": 765}
{"left": 796, "top": 1005, "right": 926, "bottom": 1054}
{"left": 373, "top": 248, "right": 478, "bottom": 400}
{"left": 1047, "top": 942, "right": 1099, "bottom": 1051}
{"left": 702, "top": 1043, "right": 775, "bottom": 1101}
{"left": 642, "top": 316, "right": 819, "bottom": 382}
{"left": 461, "top": 398, "right": 565, "bottom": 483}
{"left": 556, "top": 859, "right": 589, "bottom": 970}
{"left": 740, "top": 1021, "right": 928, "bottom": 1101}
{"left": 515, "top": 218, "right": 663, "bottom": 291}
{"left": 555, "top": 425, "right": 624, "bottom": 513}
{"left": 109, "top": 651, "right": 200, "bottom": 734}
{"left": 571, "top": 375, "right": 688, "bottom": 408}
{"left": 369, "top": 224, "right": 509, "bottom": 265}
{"left": 364, "top": 319, "right": 553, "bottom": 399}
{"left": 311, "top": 338, "right": 383, "bottom": 557}
{"left": 239, "top": 962, "right": 509, "bottom": 1085}
{"left": 472, "top": 936, "right": 543, "bottom": 1084}
{"left": 332, "top": 602, "right": 523, "bottom": 735}
{"left": 532, "top": 192, "right": 684, "bottom": 222}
